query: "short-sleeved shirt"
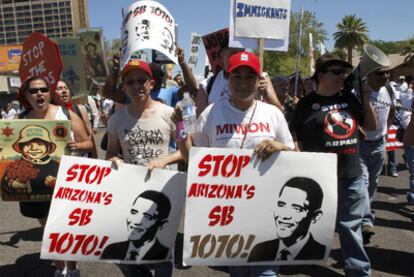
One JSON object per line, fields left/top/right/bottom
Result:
{"left": 151, "top": 87, "right": 180, "bottom": 108}
{"left": 293, "top": 91, "right": 363, "bottom": 179}
{"left": 200, "top": 71, "right": 230, "bottom": 105}
{"left": 192, "top": 99, "right": 294, "bottom": 150}
{"left": 107, "top": 102, "right": 175, "bottom": 165}
{"left": 364, "top": 86, "right": 394, "bottom": 140}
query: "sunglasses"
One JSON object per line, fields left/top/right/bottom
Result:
{"left": 124, "top": 78, "right": 150, "bottom": 87}
{"left": 375, "top": 71, "right": 389, "bottom": 76}
{"left": 324, "top": 69, "right": 347, "bottom": 75}
{"left": 27, "top": 87, "right": 49, "bottom": 94}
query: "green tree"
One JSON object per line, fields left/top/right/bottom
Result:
{"left": 369, "top": 39, "right": 406, "bottom": 55}
{"left": 333, "top": 14, "right": 369, "bottom": 65}
{"left": 263, "top": 10, "right": 327, "bottom": 77}
{"left": 402, "top": 36, "right": 414, "bottom": 61}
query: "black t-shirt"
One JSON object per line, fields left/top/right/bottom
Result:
{"left": 293, "top": 91, "right": 363, "bottom": 179}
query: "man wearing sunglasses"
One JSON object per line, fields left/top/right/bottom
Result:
{"left": 359, "top": 65, "right": 395, "bottom": 244}
{"left": 293, "top": 53, "right": 377, "bottom": 277}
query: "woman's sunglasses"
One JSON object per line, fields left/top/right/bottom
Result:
{"left": 324, "top": 69, "right": 347, "bottom": 76}
{"left": 27, "top": 87, "right": 49, "bottom": 94}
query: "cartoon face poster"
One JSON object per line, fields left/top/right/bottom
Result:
{"left": 0, "top": 120, "right": 71, "bottom": 202}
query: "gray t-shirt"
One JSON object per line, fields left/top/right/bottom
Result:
{"left": 107, "top": 103, "right": 175, "bottom": 165}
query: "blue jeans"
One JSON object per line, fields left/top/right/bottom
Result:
{"left": 404, "top": 144, "right": 414, "bottom": 203}
{"left": 118, "top": 261, "right": 173, "bottom": 277}
{"left": 337, "top": 175, "right": 371, "bottom": 277}
{"left": 229, "top": 266, "right": 279, "bottom": 277}
{"left": 359, "top": 139, "right": 386, "bottom": 227}
{"left": 387, "top": 150, "right": 397, "bottom": 174}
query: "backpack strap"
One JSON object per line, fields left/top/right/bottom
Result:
{"left": 62, "top": 105, "right": 71, "bottom": 120}
{"left": 206, "top": 73, "right": 218, "bottom": 96}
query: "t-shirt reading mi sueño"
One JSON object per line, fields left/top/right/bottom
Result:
{"left": 293, "top": 91, "right": 364, "bottom": 179}
{"left": 192, "top": 99, "right": 294, "bottom": 150}
{"left": 107, "top": 102, "right": 175, "bottom": 165}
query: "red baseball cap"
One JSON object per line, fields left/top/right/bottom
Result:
{"left": 121, "top": 59, "right": 153, "bottom": 79}
{"left": 227, "top": 51, "right": 261, "bottom": 77}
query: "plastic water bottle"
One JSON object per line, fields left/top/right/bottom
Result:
{"left": 181, "top": 92, "right": 197, "bottom": 134}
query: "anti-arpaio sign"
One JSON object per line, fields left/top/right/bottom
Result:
{"left": 19, "top": 32, "right": 62, "bottom": 93}
{"left": 41, "top": 156, "right": 186, "bottom": 264}
{"left": 183, "top": 147, "right": 338, "bottom": 266}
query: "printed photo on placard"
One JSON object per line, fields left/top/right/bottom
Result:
{"left": 0, "top": 120, "right": 70, "bottom": 201}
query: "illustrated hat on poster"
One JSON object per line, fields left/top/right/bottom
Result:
{"left": 13, "top": 125, "right": 56, "bottom": 154}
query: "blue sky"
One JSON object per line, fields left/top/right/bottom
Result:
{"left": 89, "top": 0, "right": 413, "bottom": 76}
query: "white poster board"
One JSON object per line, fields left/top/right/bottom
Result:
{"left": 183, "top": 147, "right": 337, "bottom": 266}
{"left": 120, "top": 0, "right": 178, "bottom": 69}
{"left": 41, "top": 156, "right": 186, "bottom": 264}
{"left": 229, "top": 0, "right": 290, "bottom": 51}
{"left": 188, "top": 33, "right": 201, "bottom": 71}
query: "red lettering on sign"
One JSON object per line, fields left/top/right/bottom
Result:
{"left": 198, "top": 155, "right": 250, "bottom": 178}
{"left": 48, "top": 232, "right": 109, "bottom": 256}
{"left": 68, "top": 208, "right": 93, "bottom": 226}
{"left": 208, "top": 205, "right": 234, "bottom": 226}
{"left": 65, "top": 164, "right": 111, "bottom": 185}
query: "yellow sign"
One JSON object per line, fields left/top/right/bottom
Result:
{"left": 0, "top": 45, "right": 23, "bottom": 73}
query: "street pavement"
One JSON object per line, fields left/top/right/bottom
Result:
{"left": 0, "top": 129, "right": 413, "bottom": 277}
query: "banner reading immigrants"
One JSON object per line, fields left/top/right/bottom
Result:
{"left": 0, "top": 120, "right": 70, "bottom": 201}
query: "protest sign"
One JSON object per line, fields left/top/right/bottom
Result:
{"left": 121, "top": 0, "right": 178, "bottom": 68}
{"left": 54, "top": 37, "right": 88, "bottom": 97}
{"left": 0, "top": 45, "right": 22, "bottom": 73}
{"left": 152, "top": 50, "right": 172, "bottom": 64}
{"left": 19, "top": 32, "right": 62, "bottom": 93}
{"left": 188, "top": 33, "right": 201, "bottom": 71}
{"left": 0, "top": 120, "right": 70, "bottom": 202}
{"left": 41, "top": 156, "right": 186, "bottom": 264}
{"left": 202, "top": 28, "right": 229, "bottom": 75}
{"left": 183, "top": 147, "right": 337, "bottom": 266}
{"left": 229, "top": 0, "right": 290, "bottom": 51}
{"left": 78, "top": 29, "right": 109, "bottom": 84}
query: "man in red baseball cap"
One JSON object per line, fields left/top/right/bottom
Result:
{"left": 173, "top": 50, "right": 294, "bottom": 277}
{"left": 106, "top": 57, "right": 182, "bottom": 276}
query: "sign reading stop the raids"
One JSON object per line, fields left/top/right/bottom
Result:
{"left": 0, "top": 120, "right": 70, "bottom": 202}
{"left": 41, "top": 156, "right": 186, "bottom": 264}
{"left": 229, "top": 0, "right": 290, "bottom": 51}
{"left": 120, "top": 0, "right": 178, "bottom": 68}
{"left": 183, "top": 147, "right": 337, "bottom": 266}
{"left": 202, "top": 28, "right": 229, "bottom": 75}
{"left": 19, "top": 32, "right": 62, "bottom": 93}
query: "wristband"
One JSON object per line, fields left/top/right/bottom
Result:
{"left": 176, "top": 121, "right": 187, "bottom": 142}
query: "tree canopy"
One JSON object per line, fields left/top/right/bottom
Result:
{"left": 333, "top": 14, "right": 369, "bottom": 64}
{"left": 263, "top": 10, "right": 327, "bottom": 78}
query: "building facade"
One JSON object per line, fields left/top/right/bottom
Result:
{"left": 0, "top": 0, "right": 88, "bottom": 45}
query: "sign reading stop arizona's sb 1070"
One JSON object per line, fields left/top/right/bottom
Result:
{"left": 183, "top": 147, "right": 338, "bottom": 266}
{"left": 19, "top": 32, "right": 62, "bottom": 93}
{"left": 41, "top": 156, "right": 186, "bottom": 264}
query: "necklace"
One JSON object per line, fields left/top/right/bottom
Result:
{"left": 240, "top": 101, "right": 258, "bottom": 149}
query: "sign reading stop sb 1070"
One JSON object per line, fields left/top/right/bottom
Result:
{"left": 19, "top": 32, "right": 62, "bottom": 93}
